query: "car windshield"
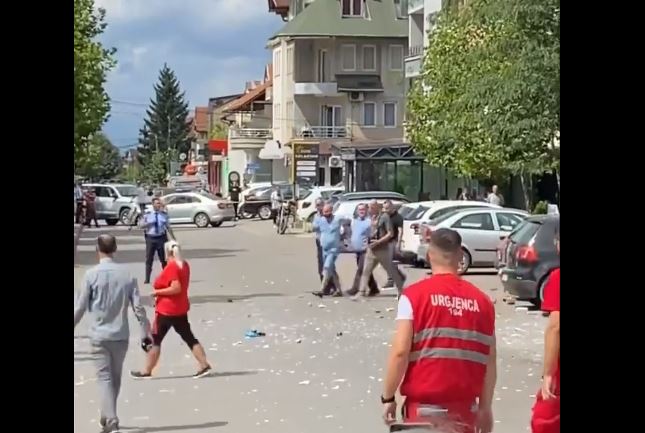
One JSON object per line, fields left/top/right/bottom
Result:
{"left": 116, "top": 186, "right": 138, "bottom": 197}
{"left": 509, "top": 220, "right": 541, "bottom": 244}
{"left": 405, "top": 205, "right": 430, "bottom": 221}
{"left": 429, "top": 209, "right": 463, "bottom": 225}
{"left": 199, "top": 192, "right": 220, "bottom": 201}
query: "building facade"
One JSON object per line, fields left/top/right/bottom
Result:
{"left": 268, "top": 0, "right": 413, "bottom": 190}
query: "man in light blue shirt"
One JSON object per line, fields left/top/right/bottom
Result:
{"left": 312, "top": 199, "right": 338, "bottom": 296}
{"left": 74, "top": 234, "right": 151, "bottom": 433}
{"left": 139, "top": 197, "right": 169, "bottom": 283}
{"left": 345, "top": 203, "right": 379, "bottom": 296}
{"left": 312, "top": 203, "right": 342, "bottom": 296}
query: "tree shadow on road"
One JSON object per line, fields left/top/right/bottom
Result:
{"left": 150, "top": 370, "right": 258, "bottom": 380}
{"left": 75, "top": 247, "right": 246, "bottom": 266}
{"left": 120, "top": 421, "right": 228, "bottom": 432}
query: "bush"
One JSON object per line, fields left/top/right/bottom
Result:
{"left": 533, "top": 200, "right": 549, "bottom": 215}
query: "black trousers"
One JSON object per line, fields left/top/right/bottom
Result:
{"left": 315, "top": 239, "right": 338, "bottom": 293}
{"left": 351, "top": 251, "right": 378, "bottom": 294}
{"left": 152, "top": 313, "right": 199, "bottom": 348}
{"left": 232, "top": 201, "right": 239, "bottom": 217}
{"left": 145, "top": 234, "right": 167, "bottom": 282}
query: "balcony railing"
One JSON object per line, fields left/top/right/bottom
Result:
{"left": 295, "top": 125, "right": 350, "bottom": 139}
{"left": 230, "top": 128, "right": 272, "bottom": 139}
{"left": 406, "top": 45, "right": 424, "bottom": 58}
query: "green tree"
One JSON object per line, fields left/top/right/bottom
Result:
{"left": 137, "top": 64, "right": 192, "bottom": 175}
{"left": 141, "top": 150, "right": 169, "bottom": 185}
{"left": 210, "top": 121, "right": 229, "bottom": 140}
{"left": 75, "top": 133, "right": 122, "bottom": 180}
{"left": 74, "top": 0, "right": 116, "bottom": 157}
{"left": 407, "top": 0, "right": 560, "bottom": 208}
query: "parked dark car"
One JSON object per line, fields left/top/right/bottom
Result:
{"left": 500, "top": 215, "right": 559, "bottom": 308}
{"left": 240, "top": 184, "right": 310, "bottom": 220}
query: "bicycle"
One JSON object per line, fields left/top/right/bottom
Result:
{"left": 276, "top": 199, "right": 297, "bottom": 235}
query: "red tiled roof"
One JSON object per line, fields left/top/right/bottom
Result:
{"left": 194, "top": 107, "right": 209, "bottom": 133}
{"left": 222, "top": 81, "right": 272, "bottom": 113}
{"left": 268, "top": 0, "right": 289, "bottom": 17}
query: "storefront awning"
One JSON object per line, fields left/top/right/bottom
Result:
{"left": 335, "top": 74, "right": 384, "bottom": 92}
{"left": 332, "top": 142, "right": 421, "bottom": 160}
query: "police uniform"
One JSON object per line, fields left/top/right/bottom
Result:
{"left": 141, "top": 209, "right": 169, "bottom": 283}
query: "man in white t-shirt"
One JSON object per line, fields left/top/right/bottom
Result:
{"left": 486, "top": 185, "right": 504, "bottom": 206}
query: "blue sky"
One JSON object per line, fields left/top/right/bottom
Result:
{"left": 96, "top": 0, "right": 284, "bottom": 152}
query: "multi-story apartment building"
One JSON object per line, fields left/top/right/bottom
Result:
{"left": 268, "top": 0, "right": 417, "bottom": 192}
{"left": 404, "top": 0, "right": 441, "bottom": 80}
{"left": 221, "top": 64, "right": 286, "bottom": 189}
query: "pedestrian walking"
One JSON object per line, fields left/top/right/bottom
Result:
{"left": 486, "top": 185, "right": 505, "bottom": 206}
{"left": 75, "top": 182, "right": 84, "bottom": 224}
{"left": 312, "top": 199, "right": 339, "bottom": 296}
{"left": 229, "top": 181, "right": 242, "bottom": 220}
{"left": 136, "top": 185, "right": 152, "bottom": 215}
{"left": 74, "top": 234, "right": 151, "bottom": 433}
{"left": 344, "top": 203, "right": 379, "bottom": 296}
{"left": 312, "top": 203, "right": 342, "bottom": 296}
{"left": 382, "top": 200, "right": 406, "bottom": 291}
{"left": 380, "top": 228, "right": 496, "bottom": 433}
{"left": 354, "top": 201, "right": 405, "bottom": 299}
{"left": 84, "top": 188, "right": 100, "bottom": 228}
{"left": 130, "top": 240, "right": 213, "bottom": 379}
{"left": 270, "top": 185, "right": 282, "bottom": 228}
{"left": 140, "top": 197, "right": 169, "bottom": 284}
{"left": 531, "top": 226, "right": 560, "bottom": 433}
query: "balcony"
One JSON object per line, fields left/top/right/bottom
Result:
{"left": 408, "top": 0, "right": 424, "bottom": 14}
{"left": 295, "top": 125, "right": 351, "bottom": 139}
{"left": 230, "top": 128, "right": 272, "bottom": 139}
{"left": 294, "top": 82, "right": 339, "bottom": 96}
{"left": 406, "top": 45, "right": 424, "bottom": 59}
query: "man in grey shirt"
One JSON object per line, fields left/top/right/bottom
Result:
{"left": 486, "top": 184, "right": 504, "bottom": 206}
{"left": 354, "top": 201, "right": 406, "bottom": 299}
{"left": 74, "top": 234, "right": 151, "bottom": 433}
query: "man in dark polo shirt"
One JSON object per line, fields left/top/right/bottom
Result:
{"left": 383, "top": 200, "right": 406, "bottom": 290}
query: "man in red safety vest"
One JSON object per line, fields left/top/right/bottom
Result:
{"left": 530, "top": 224, "right": 560, "bottom": 433}
{"left": 381, "top": 228, "right": 496, "bottom": 433}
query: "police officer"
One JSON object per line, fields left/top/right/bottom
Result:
{"left": 381, "top": 228, "right": 496, "bottom": 433}
{"left": 140, "top": 197, "right": 169, "bottom": 284}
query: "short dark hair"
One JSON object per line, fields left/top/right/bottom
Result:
{"left": 429, "top": 228, "right": 462, "bottom": 255}
{"left": 97, "top": 234, "right": 117, "bottom": 254}
{"left": 152, "top": 197, "right": 161, "bottom": 203}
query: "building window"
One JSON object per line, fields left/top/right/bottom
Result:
{"left": 274, "top": 49, "right": 282, "bottom": 76}
{"left": 287, "top": 46, "right": 294, "bottom": 75}
{"left": 341, "top": 44, "right": 356, "bottom": 71}
{"left": 384, "top": 102, "right": 397, "bottom": 127}
{"left": 362, "top": 45, "right": 376, "bottom": 71}
{"left": 286, "top": 100, "right": 294, "bottom": 133}
{"left": 342, "top": 0, "right": 363, "bottom": 17}
{"left": 362, "top": 102, "right": 376, "bottom": 127}
{"left": 274, "top": 103, "right": 281, "bottom": 129}
{"left": 389, "top": 45, "right": 404, "bottom": 71}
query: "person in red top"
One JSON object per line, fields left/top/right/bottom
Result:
{"left": 381, "top": 228, "right": 497, "bottom": 433}
{"left": 531, "top": 226, "right": 560, "bottom": 433}
{"left": 130, "top": 240, "right": 212, "bottom": 379}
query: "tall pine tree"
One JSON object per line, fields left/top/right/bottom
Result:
{"left": 137, "top": 64, "right": 191, "bottom": 173}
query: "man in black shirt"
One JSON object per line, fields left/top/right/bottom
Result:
{"left": 383, "top": 200, "right": 406, "bottom": 289}
{"left": 229, "top": 182, "right": 242, "bottom": 220}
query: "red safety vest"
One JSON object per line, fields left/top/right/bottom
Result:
{"left": 400, "top": 273, "right": 496, "bottom": 408}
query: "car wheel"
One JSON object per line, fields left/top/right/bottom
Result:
{"left": 119, "top": 208, "right": 131, "bottom": 225}
{"left": 210, "top": 221, "right": 223, "bottom": 227}
{"left": 194, "top": 212, "right": 210, "bottom": 228}
{"left": 106, "top": 219, "right": 119, "bottom": 226}
{"left": 532, "top": 274, "right": 550, "bottom": 309}
{"left": 258, "top": 205, "right": 272, "bottom": 220}
{"left": 458, "top": 248, "right": 472, "bottom": 274}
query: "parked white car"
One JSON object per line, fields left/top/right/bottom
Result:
{"left": 146, "top": 192, "right": 235, "bottom": 228}
{"left": 400, "top": 201, "right": 501, "bottom": 265}
{"left": 416, "top": 207, "right": 529, "bottom": 272}
{"left": 297, "top": 186, "right": 345, "bottom": 222}
{"left": 82, "top": 183, "right": 140, "bottom": 226}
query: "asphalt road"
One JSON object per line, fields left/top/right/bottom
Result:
{"left": 74, "top": 220, "right": 544, "bottom": 433}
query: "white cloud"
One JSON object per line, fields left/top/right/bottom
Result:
{"left": 96, "top": 0, "right": 268, "bottom": 30}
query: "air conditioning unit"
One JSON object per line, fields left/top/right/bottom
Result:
{"left": 329, "top": 156, "right": 342, "bottom": 167}
{"left": 349, "top": 92, "right": 364, "bottom": 102}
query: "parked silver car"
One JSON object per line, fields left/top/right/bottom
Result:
{"left": 416, "top": 207, "right": 529, "bottom": 273}
{"left": 82, "top": 183, "right": 139, "bottom": 226}
{"left": 152, "top": 192, "right": 236, "bottom": 228}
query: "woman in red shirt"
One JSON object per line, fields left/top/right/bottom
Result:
{"left": 130, "top": 240, "right": 212, "bottom": 379}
